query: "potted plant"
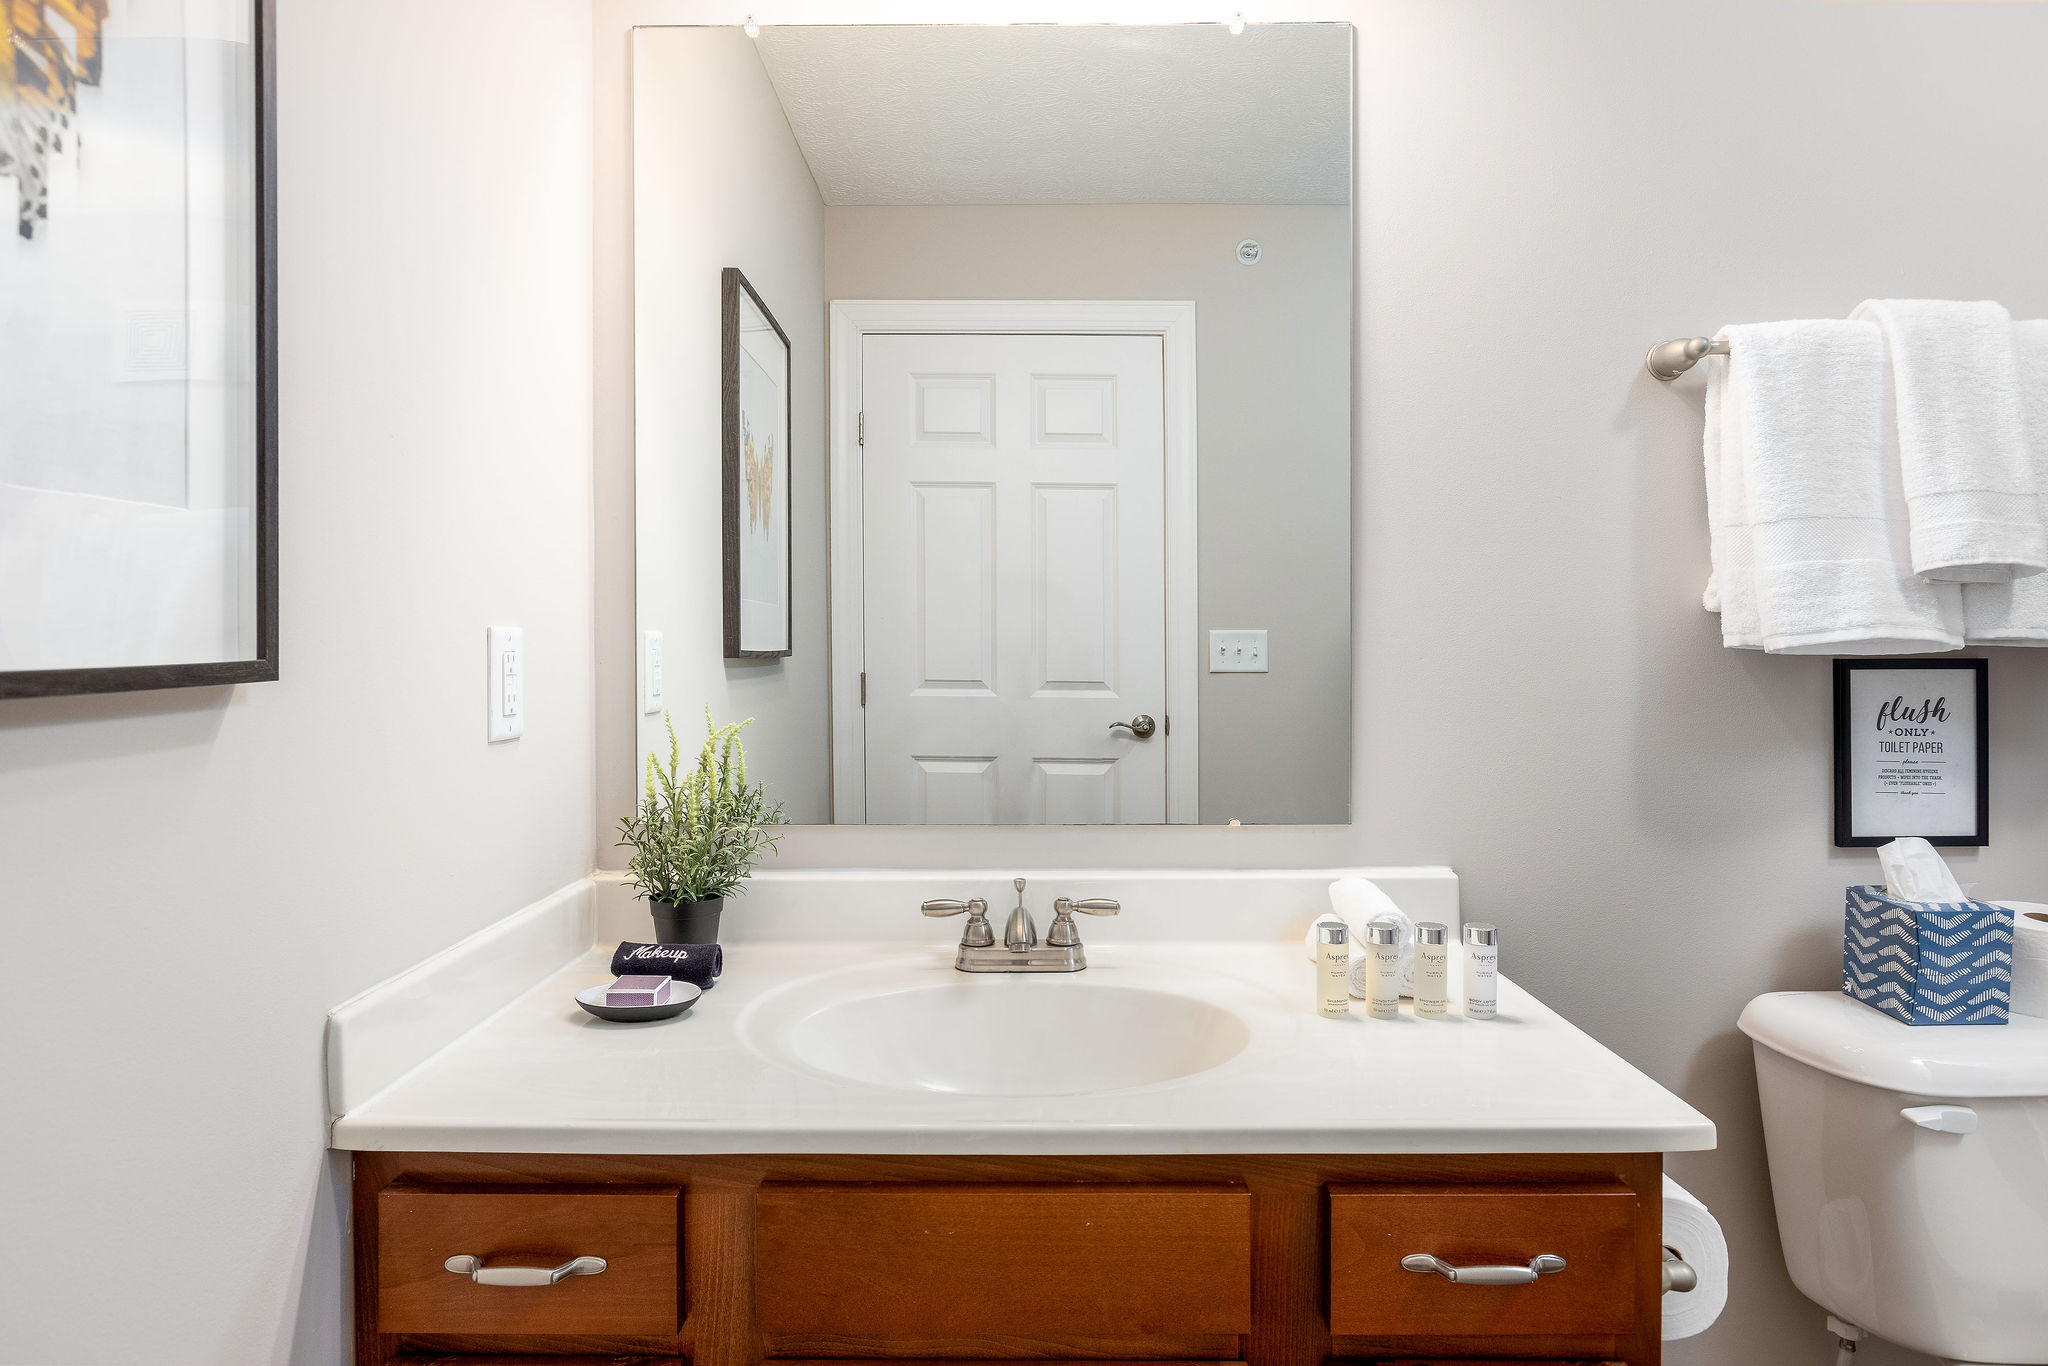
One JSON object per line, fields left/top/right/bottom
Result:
{"left": 616, "top": 708, "right": 784, "bottom": 944}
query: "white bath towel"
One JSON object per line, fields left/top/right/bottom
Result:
{"left": 1703, "top": 321, "right": 1962, "bottom": 654}
{"left": 1851, "top": 299, "right": 2046, "bottom": 583}
{"left": 1964, "top": 320, "right": 2048, "bottom": 643}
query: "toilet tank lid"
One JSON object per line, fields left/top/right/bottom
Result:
{"left": 1738, "top": 992, "right": 2048, "bottom": 1099}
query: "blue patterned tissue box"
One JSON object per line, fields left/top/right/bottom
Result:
{"left": 1843, "top": 886, "right": 2013, "bottom": 1026}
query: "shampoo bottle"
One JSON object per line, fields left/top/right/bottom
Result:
{"left": 1316, "top": 922, "right": 1350, "bottom": 1018}
{"left": 1414, "top": 922, "right": 1449, "bottom": 1019}
{"left": 1463, "top": 923, "right": 1498, "bottom": 1020}
{"left": 1363, "top": 922, "right": 1403, "bottom": 1019}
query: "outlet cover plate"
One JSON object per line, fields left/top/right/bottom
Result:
{"left": 488, "top": 626, "right": 524, "bottom": 741}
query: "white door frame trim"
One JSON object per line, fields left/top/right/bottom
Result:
{"left": 828, "top": 299, "right": 1200, "bottom": 825}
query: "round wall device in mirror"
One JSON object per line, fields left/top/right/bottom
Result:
{"left": 1236, "top": 238, "right": 1263, "bottom": 265}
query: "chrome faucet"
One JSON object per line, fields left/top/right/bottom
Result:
{"left": 921, "top": 877, "right": 1119, "bottom": 972}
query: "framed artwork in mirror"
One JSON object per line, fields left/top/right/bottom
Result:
{"left": 1833, "top": 658, "right": 1989, "bottom": 848}
{"left": 0, "top": 0, "right": 278, "bottom": 698}
{"left": 722, "top": 267, "right": 792, "bottom": 659}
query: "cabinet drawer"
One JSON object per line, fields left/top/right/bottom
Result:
{"left": 1328, "top": 1184, "right": 1640, "bottom": 1338}
{"left": 377, "top": 1185, "right": 680, "bottom": 1335}
{"left": 757, "top": 1183, "right": 1252, "bottom": 1337}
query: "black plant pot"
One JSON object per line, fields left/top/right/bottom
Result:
{"left": 649, "top": 896, "right": 723, "bottom": 945}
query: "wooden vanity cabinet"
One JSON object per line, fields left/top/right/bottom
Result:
{"left": 351, "top": 1152, "right": 1664, "bottom": 1366}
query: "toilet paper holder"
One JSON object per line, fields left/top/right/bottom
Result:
{"left": 1662, "top": 1246, "right": 1698, "bottom": 1294}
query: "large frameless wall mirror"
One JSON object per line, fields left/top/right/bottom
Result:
{"left": 632, "top": 21, "right": 1352, "bottom": 826}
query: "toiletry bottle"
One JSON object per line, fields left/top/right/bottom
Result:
{"left": 1414, "top": 922, "right": 1449, "bottom": 1019}
{"left": 1316, "top": 922, "right": 1350, "bottom": 1018}
{"left": 1463, "top": 923, "right": 1498, "bottom": 1020}
{"left": 1363, "top": 922, "right": 1403, "bottom": 1019}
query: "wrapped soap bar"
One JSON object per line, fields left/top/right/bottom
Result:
{"left": 605, "top": 974, "right": 676, "bottom": 1007}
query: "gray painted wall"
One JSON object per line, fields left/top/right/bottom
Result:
{"left": 0, "top": 0, "right": 596, "bottom": 1360}
{"left": 825, "top": 203, "right": 1354, "bottom": 824}
{"left": 633, "top": 28, "right": 832, "bottom": 824}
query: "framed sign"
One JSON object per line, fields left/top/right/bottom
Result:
{"left": 721, "top": 267, "right": 792, "bottom": 659}
{"left": 0, "top": 0, "right": 277, "bottom": 698}
{"left": 1833, "top": 659, "right": 1989, "bottom": 848}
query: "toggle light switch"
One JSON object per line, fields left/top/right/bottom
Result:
{"left": 644, "top": 630, "right": 664, "bottom": 714}
{"left": 1208, "top": 629, "right": 1269, "bottom": 673}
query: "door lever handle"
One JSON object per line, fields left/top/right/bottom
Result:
{"left": 1109, "top": 714, "right": 1157, "bottom": 739}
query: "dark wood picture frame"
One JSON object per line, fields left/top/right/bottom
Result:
{"left": 721, "top": 266, "right": 793, "bottom": 660}
{"left": 1832, "top": 658, "right": 1989, "bottom": 848}
{"left": 0, "top": 0, "right": 279, "bottom": 699}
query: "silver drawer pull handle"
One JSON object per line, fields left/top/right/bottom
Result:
{"left": 1402, "top": 1252, "right": 1566, "bottom": 1285}
{"left": 443, "top": 1253, "right": 606, "bottom": 1287}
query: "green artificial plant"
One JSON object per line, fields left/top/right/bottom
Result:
{"left": 617, "top": 708, "right": 784, "bottom": 905}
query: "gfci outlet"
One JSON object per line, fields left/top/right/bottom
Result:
{"left": 1209, "top": 628, "right": 1268, "bottom": 673}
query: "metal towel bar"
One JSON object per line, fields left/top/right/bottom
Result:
{"left": 1646, "top": 336, "right": 1730, "bottom": 380}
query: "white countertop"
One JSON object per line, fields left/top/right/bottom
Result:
{"left": 330, "top": 939, "right": 1715, "bottom": 1156}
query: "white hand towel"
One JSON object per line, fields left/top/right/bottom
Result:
{"left": 1964, "top": 320, "right": 2048, "bottom": 643}
{"left": 1850, "top": 299, "right": 2046, "bottom": 583}
{"left": 1704, "top": 321, "right": 1962, "bottom": 654}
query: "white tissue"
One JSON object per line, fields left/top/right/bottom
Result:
{"left": 1878, "top": 837, "right": 1967, "bottom": 903}
{"left": 1304, "top": 876, "right": 1416, "bottom": 996}
{"left": 2000, "top": 901, "right": 2048, "bottom": 1019}
{"left": 1661, "top": 1176, "right": 1729, "bottom": 1341}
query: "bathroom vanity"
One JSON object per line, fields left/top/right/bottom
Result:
{"left": 329, "top": 871, "right": 1713, "bottom": 1366}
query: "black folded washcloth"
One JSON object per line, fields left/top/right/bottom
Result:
{"left": 610, "top": 941, "right": 723, "bottom": 989}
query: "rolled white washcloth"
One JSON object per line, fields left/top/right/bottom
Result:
{"left": 1661, "top": 1176, "right": 1729, "bottom": 1341}
{"left": 1998, "top": 901, "right": 2048, "bottom": 1018}
{"left": 1303, "top": 876, "right": 1416, "bottom": 997}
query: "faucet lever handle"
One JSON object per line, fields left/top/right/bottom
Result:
{"left": 1061, "top": 897, "right": 1120, "bottom": 916}
{"left": 923, "top": 897, "right": 994, "bottom": 950}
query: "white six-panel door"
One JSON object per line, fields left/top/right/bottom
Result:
{"left": 860, "top": 333, "right": 1167, "bottom": 824}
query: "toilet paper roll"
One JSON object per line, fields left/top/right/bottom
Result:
{"left": 2003, "top": 902, "right": 2048, "bottom": 1019}
{"left": 1661, "top": 1176, "right": 1729, "bottom": 1341}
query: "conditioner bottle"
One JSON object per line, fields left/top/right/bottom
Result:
{"left": 1414, "top": 922, "right": 1449, "bottom": 1019}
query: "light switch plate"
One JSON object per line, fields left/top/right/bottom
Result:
{"left": 1209, "top": 628, "right": 1269, "bottom": 673}
{"left": 488, "top": 626, "right": 523, "bottom": 741}
{"left": 643, "top": 630, "right": 664, "bottom": 714}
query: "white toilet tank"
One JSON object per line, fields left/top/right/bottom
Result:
{"left": 1740, "top": 992, "right": 2048, "bottom": 1365}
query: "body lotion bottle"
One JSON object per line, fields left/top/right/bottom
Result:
{"left": 1463, "top": 923, "right": 1498, "bottom": 1019}
{"left": 1414, "top": 922, "right": 1449, "bottom": 1019}
{"left": 1316, "top": 922, "right": 1350, "bottom": 1018}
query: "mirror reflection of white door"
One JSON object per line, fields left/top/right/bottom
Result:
{"left": 860, "top": 333, "right": 1167, "bottom": 824}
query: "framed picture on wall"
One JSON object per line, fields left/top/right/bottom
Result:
{"left": 722, "top": 267, "right": 792, "bottom": 659}
{"left": 0, "top": 0, "right": 278, "bottom": 698}
{"left": 1833, "top": 659, "right": 1989, "bottom": 848}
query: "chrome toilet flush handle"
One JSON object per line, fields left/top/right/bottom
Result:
{"left": 1401, "top": 1252, "right": 1566, "bottom": 1285}
{"left": 443, "top": 1253, "right": 607, "bottom": 1287}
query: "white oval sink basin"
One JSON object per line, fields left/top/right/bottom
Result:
{"left": 770, "top": 980, "right": 1252, "bottom": 1097}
